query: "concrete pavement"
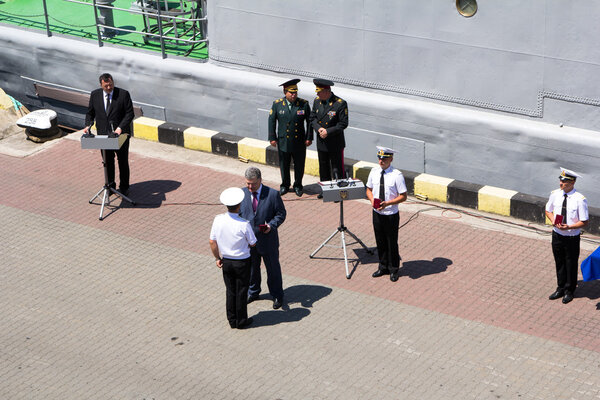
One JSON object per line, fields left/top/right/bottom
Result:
{"left": 1, "top": 133, "right": 600, "bottom": 399}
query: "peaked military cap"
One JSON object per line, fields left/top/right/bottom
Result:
{"left": 313, "top": 78, "right": 334, "bottom": 92}
{"left": 376, "top": 146, "right": 397, "bottom": 159}
{"left": 280, "top": 78, "right": 300, "bottom": 92}
{"left": 220, "top": 187, "right": 245, "bottom": 206}
{"left": 559, "top": 167, "right": 581, "bottom": 181}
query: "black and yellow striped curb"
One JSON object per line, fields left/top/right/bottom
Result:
{"left": 133, "top": 117, "right": 600, "bottom": 235}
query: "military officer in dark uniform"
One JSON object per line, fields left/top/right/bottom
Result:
{"left": 309, "top": 78, "right": 349, "bottom": 197}
{"left": 268, "top": 79, "right": 312, "bottom": 197}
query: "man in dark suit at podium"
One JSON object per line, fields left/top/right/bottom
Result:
{"left": 84, "top": 73, "right": 134, "bottom": 195}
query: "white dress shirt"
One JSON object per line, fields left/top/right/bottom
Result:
{"left": 210, "top": 212, "right": 257, "bottom": 259}
{"left": 104, "top": 90, "right": 112, "bottom": 110}
{"left": 366, "top": 165, "right": 407, "bottom": 215}
{"left": 545, "top": 188, "right": 589, "bottom": 236}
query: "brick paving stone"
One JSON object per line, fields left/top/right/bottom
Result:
{"left": 1, "top": 136, "right": 600, "bottom": 399}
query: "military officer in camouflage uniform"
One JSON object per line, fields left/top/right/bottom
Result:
{"left": 268, "top": 78, "right": 312, "bottom": 197}
{"left": 309, "top": 78, "right": 349, "bottom": 196}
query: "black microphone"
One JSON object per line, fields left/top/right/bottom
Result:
{"left": 333, "top": 167, "right": 349, "bottom": 187}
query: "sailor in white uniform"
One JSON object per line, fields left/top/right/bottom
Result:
{"left": 209, "top": 187, "right": 257, "bottom": 328}
{"left": 365, "top": 146, "right": 407, "bottom": 282}
{"left": 545, "top": 167, "right": 589, "bottom": 304}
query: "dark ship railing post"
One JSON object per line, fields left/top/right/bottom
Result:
{"left": 41, "top": 0, "right": 52, "bottom": 37}
{"left": 92, "top": 0, "right": 104, "bottom": 47}
{"left": 156, "top": 1, "right": 167, "bottom": 59}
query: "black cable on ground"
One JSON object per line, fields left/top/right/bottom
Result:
{"left": 128, "top": 194, "right": 600, "bottom": 245}
{"left": 401, "top": 199, "right": 600, "bottom": 245}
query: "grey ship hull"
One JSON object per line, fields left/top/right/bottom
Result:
{"left": 1, "top": 1, "right": 599, "bottom": 207}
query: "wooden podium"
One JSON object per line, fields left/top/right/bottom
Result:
{"left": 81, "top": 133, "right": 135, "bottom": 220}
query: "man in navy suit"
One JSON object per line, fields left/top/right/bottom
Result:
{"left": 84, "top": 73, "right": 134, "bottom": 195}
{"left": 239, "top": 167, "right": 287, "bottom": 309}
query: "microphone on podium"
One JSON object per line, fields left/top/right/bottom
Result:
{"left": 333, "top": 167, "right": 348, "bottom": 187}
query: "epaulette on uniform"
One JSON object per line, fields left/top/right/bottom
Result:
{"left": 275, "top": 98, "right": 284, "bottom": 104}
{"left": 337, "top": 98, "right": 342, "bottom": 103}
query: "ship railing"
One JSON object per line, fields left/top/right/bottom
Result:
{"left": 38, "top": 0, "right": 207, "bottom": 59}
{"left": 21, "top": 76, "right": 168, "bottom": 121}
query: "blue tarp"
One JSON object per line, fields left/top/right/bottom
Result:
{"left": 581, "top": 246, "right": 600, "bottom": 282}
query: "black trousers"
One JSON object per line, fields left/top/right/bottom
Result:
{"left": 551, "top": 231, "right": 580, "bottom": 294}
{"left": 278, "top": 148, "right": 306, "bottom": 189}
{"left": 103, "top": 135, "right": 130, "bottom": 190}
{"left": 317, "top": 149, "right": 344, "bottom": 181}
{"left": 221, "top": 256, "right": 251, "bottom": 328}
{"left": 373, "top": 210, "right": 400, "bottom": 273}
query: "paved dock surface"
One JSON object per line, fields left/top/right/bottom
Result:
{"left": 1, "top": 133, "right": 600, "bottom": 400}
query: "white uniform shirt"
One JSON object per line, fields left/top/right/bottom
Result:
{"left": 545, "top": 188, "right": 589, "bottom": 236}
{"left": 366, "top": 165, "right": 407, "bottom": 215}
{"left": 209, "top": 212, "right": 257, "bottom": 259}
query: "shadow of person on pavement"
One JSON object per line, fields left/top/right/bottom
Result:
{"left": 400, "top": 257, "right": 453, "bottom": 279}
{"left": 283, "top": 284, "right": 333, "bottom": 308}
{"left": 303, "top": 183, "right": 322, "bottom": 196}
{"left": 250, "top": 284, "right": 333, "bottom": 327}
{"left": 122, "top": 179, "right": 181, "bottom": 208}
{"left": 353, "top": 247, "right": 379, "bottom": 265}
{"left": 573, "top": 280, "right": 600, "bottom": 306}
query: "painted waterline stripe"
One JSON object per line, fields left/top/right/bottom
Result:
{"left": 131, "top": 117, "right": 599, "bottom": 234}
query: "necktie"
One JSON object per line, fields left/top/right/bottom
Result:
{"left": 379, "top": 170, "right": 385, "bottom": 201}
{"left": 561, "top": 193, "right": 568, "bottom": 219}
{"left": 252, "top": 192, "right": 258, "bottom": 212}
{"left": 105, "top": 93, "right": 111, "bottom": 112}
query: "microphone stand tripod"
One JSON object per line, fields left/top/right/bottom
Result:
{"left": 89, "top": 144, "right": 136, "bottom": 221}
{"left": 310, "top": 179, "right": 373, "bottom": 279}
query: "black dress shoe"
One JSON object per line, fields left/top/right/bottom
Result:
{"left": 549, "top": 290, "right": 565, "bottom": 300}
{"left": 372, "top": 269, "right": 389, "bottom": 278}
{"left": 119, "top": 188, "right": 129, "bottom": 196}
{"left": 247, "top": 294, "right": 259, "bottom": 304}
{"left": 280, "top": 186, "right": 289, "bottom": 196}
{"left": 390, "top": 271, "right": 400, "bottom": 282}
{"left": 562, "top": 293, "right": 574, "bottom": 304}
{"left": 294, "top": 187, "right": 303, "bottom": 197}
{"left": 237, "top": 317, "right": 253, "bottom": 329}
{"left": 317, "top": 193, "right": 323, "bottom": 199}
{"left": 273, "top": 298, "right": 282, "bottom": 309}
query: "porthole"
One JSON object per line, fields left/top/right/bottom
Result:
{"left": 456, "top": 0, "right": 477, "bottom": 18}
